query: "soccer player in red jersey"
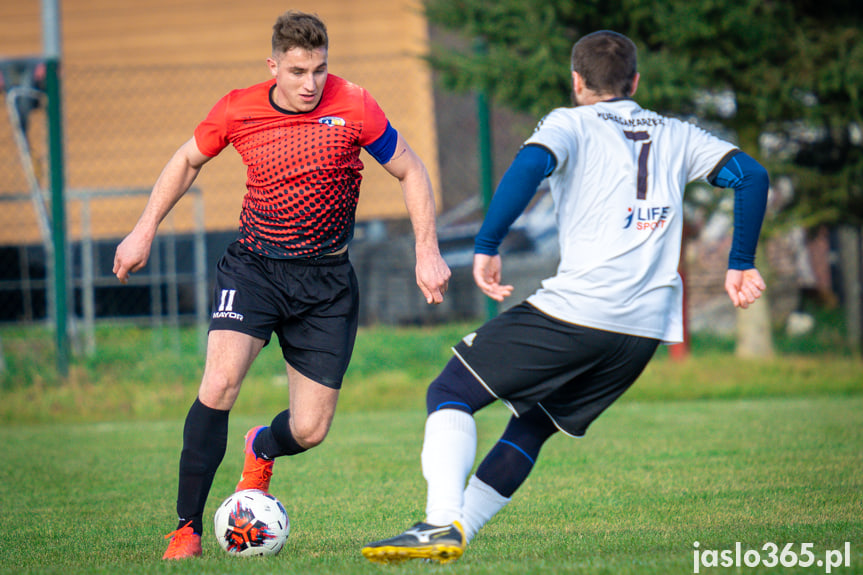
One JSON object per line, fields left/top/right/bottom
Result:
{"left": 113, "top": 11, "right": 451, "bottom": 559}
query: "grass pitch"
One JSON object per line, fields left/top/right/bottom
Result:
{"left": 0, "top": 396, "right": 860, "bottom": 574}
{"left": 0, "top": 320, "right": 860, "bottom": 573}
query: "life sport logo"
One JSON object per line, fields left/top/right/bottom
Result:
{"left": 624, "top": 205, "right": 671, "bottom": 230}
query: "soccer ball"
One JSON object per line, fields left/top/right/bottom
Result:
{"left": 214, "top": 489, "right": 290, "bottom": 556}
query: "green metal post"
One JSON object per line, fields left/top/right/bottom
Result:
{"left": 477, "top": 90, "right": 493, "bottom": 219}
{"left": 45, "top": 57, "right": 69, "bottom": 376}
{"left": 477, "top": 89, "right": 497, "bottom": 319}
{"left": 476, "top": 38, "right": 496, "bottom": 319}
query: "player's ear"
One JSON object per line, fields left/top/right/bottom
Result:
{"left": 630, "top": 73, "right": 640, "bottom": 97}
{"left": 572, "top": 71, "right": 582, "bottom": 95}
{"left": 267, "top": 56, "right": 279, "bottom": 78}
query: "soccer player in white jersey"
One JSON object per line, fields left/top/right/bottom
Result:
{"left": 362, "top": 30, "right": 769, "bottom": 564}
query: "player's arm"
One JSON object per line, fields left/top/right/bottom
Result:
{"left": 707, "top": 150, "right": 770, "bottom": 308}
{"left": 114, "top": 137, "right": 212, "bottom": 283}
{"left": 376, "top": 129, "right": 451, "bottom": 305}
{"left": 473, "top": 144, "right": 557, "bottom": 301}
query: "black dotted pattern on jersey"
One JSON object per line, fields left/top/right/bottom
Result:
{"left": 234, "top": 118, "right": 364, "bottom": 259}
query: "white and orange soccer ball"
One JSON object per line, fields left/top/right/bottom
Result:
{"left": 214, "top": 489, "right": 289, "bottom": 556}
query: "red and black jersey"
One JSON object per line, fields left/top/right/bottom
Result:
{"left": 194, "top": 74, "right": 390, "bottom": 258}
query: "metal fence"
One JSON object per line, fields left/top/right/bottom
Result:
{"left": 3, "top": 58, "right": 857, "bottom": 367}
{"left": 0, "top": 58, "right": 539, "bottom": 358}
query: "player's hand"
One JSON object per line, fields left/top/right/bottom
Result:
{"left": 416, "top": 248, "right": 451, "bottom": 304}
{"left": 724, "top": 268, "right": 766, "bottom": 309}
{"left": 113, "top": 230, "right": 153, "bottom": 284}
{"left": 473, "top": 253, "right": 514, "bottom": 302}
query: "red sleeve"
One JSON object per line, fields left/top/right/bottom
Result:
{"left": 359, "top": 89, "right": 389, "bottom": 147}
{"left": 193, "top": 92, "right": 232, "bottom": 157}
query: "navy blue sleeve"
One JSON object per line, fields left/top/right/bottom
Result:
{"left": 474, "top": 144, "right": 557, "bottom": 255}
{"left": 707, "top": 151, "right": 769, "bottom": 270}
{"left": 364, "top": 121, "right": 399, "bottom": 164}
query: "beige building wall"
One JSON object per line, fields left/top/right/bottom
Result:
{"left": 0, "top": 0, "right": 440, "bottom": 243}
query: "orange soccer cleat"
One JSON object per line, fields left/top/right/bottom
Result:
{"left": 162, "top": 521, "right": 202, "bottom": 560}
{"left": 235, "top": 425, "right": 274, "bottom": 493}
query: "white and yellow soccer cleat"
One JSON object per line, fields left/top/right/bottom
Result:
{"left": 361, "top": 521, "right": 466, "bottom": 564}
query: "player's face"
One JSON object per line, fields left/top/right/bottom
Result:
{"left": 268, "top": 47, "right": 328, "bottom": 113}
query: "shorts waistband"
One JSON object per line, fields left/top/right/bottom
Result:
{"left": 286, "top": 245, "right": 349, "bottom": 266}
{"left": 231, "top": 241, "right": 349, "bottom": 266}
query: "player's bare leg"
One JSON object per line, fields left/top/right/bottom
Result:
{"left": 237, "top": 360, "right": 339, "bottom": 492}
{"left": 198, "top": 330, "right": 265, "bottom": 410}
{"left": 284, "top": 362, "right": 339, "bottom": 449}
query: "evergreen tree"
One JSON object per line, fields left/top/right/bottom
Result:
{"left": 425, "top": 0, "right": 863, "bottom": 352}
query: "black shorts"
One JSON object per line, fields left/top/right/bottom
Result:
{"left": 209, "top": 241, "right": 359, "bottom": 389}
{"left": 452, "top": 302, "right": 659, "bottom": 437}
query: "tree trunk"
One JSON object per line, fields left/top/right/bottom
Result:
{"left": 837, "top": 226, "right": 862, "bottom": 355}
{"left": 732, "top": 126, "right": 775, "bottom": 359}
{"left": 735, "top": 295, "right": 775, "bottom": 358}
{"left": 734, "top": 238, "right": 776, "bottom": 358}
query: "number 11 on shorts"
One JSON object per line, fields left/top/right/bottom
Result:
{"left": 218, "top": 289, "right": 237, "bottom": 312}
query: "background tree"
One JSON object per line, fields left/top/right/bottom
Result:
{"left": 425, "top": 0, "right": 863, "bottom": 354}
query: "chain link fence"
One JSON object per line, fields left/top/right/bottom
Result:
{"left": 3, "top": 55, "right": 849, "bottom": 370}
{"left": 0, "top": 58, "right": 540, "bottom": 359}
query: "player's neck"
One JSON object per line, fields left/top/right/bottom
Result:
{"left": 577, "top": 90, "right": 623, "bottom": 106}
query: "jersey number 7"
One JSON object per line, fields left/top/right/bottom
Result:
{"left": 624, "top": 130, "right": 652, "bottom": 200}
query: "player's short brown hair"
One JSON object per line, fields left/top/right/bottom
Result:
{"left": 272, "top": 11, "right": 328, "bottom": 55}
{"left": 570, "top": 31, "right": 637, "bottom": 97}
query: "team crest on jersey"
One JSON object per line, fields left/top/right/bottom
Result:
{"left": 319, "top": 116, "right": 346, "bottom": 127}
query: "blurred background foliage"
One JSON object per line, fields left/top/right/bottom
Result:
{"left": 424, "top": 0, "right": 863, "bottom": 227}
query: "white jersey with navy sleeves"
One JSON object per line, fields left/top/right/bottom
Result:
{"left": 524, "top": 99, "right": 737, "bottom": 343}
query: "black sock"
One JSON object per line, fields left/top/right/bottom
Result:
{"left": 175, "top": 398, "right": 229, "bottom": 534}
{"left": 253, "top": 409, "right": 308, "bottom": 459}
{"left": 475, "top": 407, "right": 558, "bottom": 497}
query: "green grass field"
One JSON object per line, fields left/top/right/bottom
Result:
{"left": 0, "top": 320, "right": 861, "bottom": 574}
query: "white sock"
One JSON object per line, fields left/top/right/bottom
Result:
{"left": 421, "top": 409, "right": 477, "bottom": 526}
{"left": 460, "top": 475, "right": 511, "bottom": 543}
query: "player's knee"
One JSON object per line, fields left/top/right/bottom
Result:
{"left": 198, "top": 372, "right": 242, "bottom": 410}
{"left": 501, "top": 407, "right": 559, "bottom": 451}
{"left": 426, "top": 357, "right": 495, "bottom": 415}
{"left": 289, "top": 418, "right": 330, "bottom": 449}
